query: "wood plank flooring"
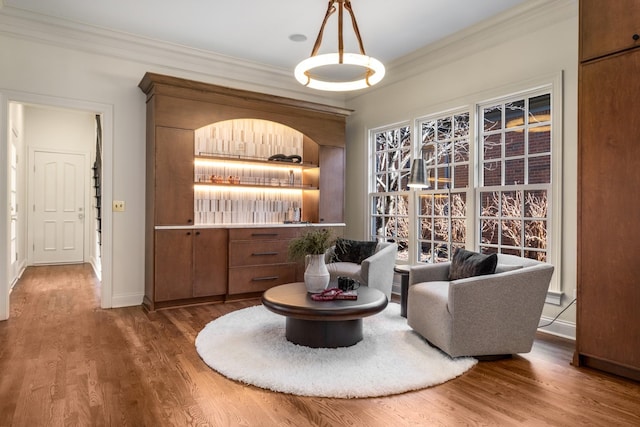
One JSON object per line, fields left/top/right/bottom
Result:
{"left": 1, "top": 264, "right": 639, "bottom": 426}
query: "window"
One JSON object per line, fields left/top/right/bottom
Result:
{"left": 478, "top": 92, "right": 551, "bottom": 261}
{"left": 367, "top": 77, "right": 560, "bottom": 297}
{"left": 369, "top": 124, "right": 411, "bottom": 261}
{"left": 417, "top": 112, "right": 470, "bottom": 262}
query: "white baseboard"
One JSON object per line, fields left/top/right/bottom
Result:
{"left": 537, "top": 316, "right": 576, "bottom": 340}
{"left": 110, "top": 293, "right": 144, "bottom": 308}
{"left": 545, "top": 290, "right": 563, "bottom": 306}
{"left": 9, "top": 263, "right": 26, "bottom": 290}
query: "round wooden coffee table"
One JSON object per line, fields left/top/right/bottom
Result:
{"left": 261, "top": 282, "right": 388, "bottom": 348}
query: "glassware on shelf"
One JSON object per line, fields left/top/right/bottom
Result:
{"left": 194, "top": 160, "right": 306, "bottom": 188}
{"left": 194, "top": 187, "right": 304, "bottom": 225}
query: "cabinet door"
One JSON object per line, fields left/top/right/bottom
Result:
{"left": 193, "top": 229, "right": 228, "bottom": 297}
{"left": 580, "top": 0, "right": 640, "bottom": 61}
{"left": 155, "top": 127, "right": 194, "bottom": 225}
{"left": 578, "top": 50, "right": 640, "bottom": 369}
{"left": 318, "top": 145, "right": 345, "bottom": 223}
{"left": 155, "top": 230, "right": 193, "bottom": 302}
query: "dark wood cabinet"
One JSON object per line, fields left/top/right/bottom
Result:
{"left": 140, "top": 72, "right": 349, "bottom": 310}
{"left": 155, "top": 127, "right": 194, "bottom": 226}
{"left": 227, "top": 227, "right": 299, "bottom": 296}
{"left": 193, "top": 229, "right": 228, "bottom": 297}
{"left": 580, "top": 0, "right": 640, "bottom": 62}
{"left": 576, "top": 1, "right": 640, "bottom": 381}
{"left": 318, "top": 145, "right": 345, "bottom": 223}
{"left": 154, "top": 229, "right": 228, "bottom": 305}
{"left": 154, "top": 230, "right": 193, "bottom": 302}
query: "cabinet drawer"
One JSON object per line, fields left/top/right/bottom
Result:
{"left": 229, "top": 227, "right": 301, "bottom": 241}
{"left": 229, "top": 240, "right": 291, "bottom": 267}
{"left": 228, "top": 264, "right": 297, "bottom": 294}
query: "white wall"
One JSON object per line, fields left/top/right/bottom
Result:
{"left": 24, "top": 105, "right": 95, "bottom": 153}
{"left": 343, "top": 0, "right": 578, "bottom": 335}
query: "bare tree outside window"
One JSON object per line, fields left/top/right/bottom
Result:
{"left": 479, "top": 190, "right": 548, "bottom": 261}
{"left": 478, "top": 92, "right": 551, "bottom": 261}
{"left": 417, "top": 112, "right": 470, "bottom": 263}
{"left": 370, "top": 125, "right": 411, "bottom": 260}
{"left": 368, "top": 88, "right": 554, "bottom": 268}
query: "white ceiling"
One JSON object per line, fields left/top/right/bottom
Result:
{"left": 4, "top": 0, "right": 529, "bottom": 71}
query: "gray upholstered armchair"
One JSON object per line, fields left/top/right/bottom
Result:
{"left": 325, "top": 241, "right": 398, "bottom": 300}
{"left": 407, "top": 253, "right": 554, "bottom": 358}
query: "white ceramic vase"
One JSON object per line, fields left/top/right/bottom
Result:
{"left": 304, "top": 253, "right": 330, "bottom": 293}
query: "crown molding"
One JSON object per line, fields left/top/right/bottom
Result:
{"left": 0, "top": 1, "right": 576, "bottom": 106}
{"left": 346, "top": 0, "right": 577, "bottom": 101}
{"left": 0, "top": 5, "right": 347, "bottom": 107}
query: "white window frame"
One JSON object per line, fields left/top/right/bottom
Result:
{"left": 474, "top": 77, "right": 563, "bottom": 302}
{"left": 415, "top": 108, "right": 472, "bottom": 264}
{"left": 366, "top": 73, "right": 563, "bottom": 301}
{"left": 367, "top": 122, "right": 412, "bottom": 262}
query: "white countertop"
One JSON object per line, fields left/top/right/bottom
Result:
{"left": 155, "top": 223, "right": 345, "bottom": 230}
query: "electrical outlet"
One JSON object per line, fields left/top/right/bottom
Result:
{"left": 113, "top": 200, "right": 125, "bottom": 212}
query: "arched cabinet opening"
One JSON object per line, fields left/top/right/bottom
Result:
{"left": 193, "top": 119, "right": 320, "bottom": 224}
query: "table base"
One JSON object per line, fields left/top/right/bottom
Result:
{"left": 285, "top": 318, "right": 363, "bottom": 348}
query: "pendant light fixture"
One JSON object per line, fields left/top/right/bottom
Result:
{"left": 294, "top": 0, "right": 385, "bottom": 91}
{"left": 407, "top": 159, "right": 429, "bottom": 189}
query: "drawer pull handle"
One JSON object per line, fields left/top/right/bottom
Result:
{"left": 252, "top": 252, "right": 278, "bottom": 256}
{"left": 252, "top": 276, "right": 279, "bottom": 281}
{"left": 251, "top": 233, "right": 278, "bottom": 237}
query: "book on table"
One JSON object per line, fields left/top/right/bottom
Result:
{"left": 335, "top": 289, "right": 357, "bottom": 300}
{"left": 310, "top": 288, "right": 358, "bottom": 301}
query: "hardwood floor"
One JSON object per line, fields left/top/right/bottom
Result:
{"left": 1, "top": 265, "right": 639, "bottom": 426}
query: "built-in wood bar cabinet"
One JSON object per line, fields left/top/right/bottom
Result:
{"left": 139, "top": 73, "right": 350, "bottom": 310}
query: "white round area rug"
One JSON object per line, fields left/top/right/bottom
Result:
{"left": 195, "top": 303, "right": 476, "bottom": 398}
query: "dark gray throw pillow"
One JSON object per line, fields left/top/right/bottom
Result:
{"left": 333, "top": 238, "right": 377, "bottom": 264}
{"left": 448, "top": 248, "right": 498, "bottom": 280}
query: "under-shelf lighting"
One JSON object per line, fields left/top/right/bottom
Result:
{"left": 194, "top": 159, "right": 305, "bottom": 172}
{"left": 194, "top": 185, "right": 304, "bottom": 195}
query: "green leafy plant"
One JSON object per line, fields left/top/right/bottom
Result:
{"left": 287, "top": 228, "right": 338, "bottom": 261}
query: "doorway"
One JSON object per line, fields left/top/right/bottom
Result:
{"left": 1, "top": 91, "right": 114, "bottom": 321}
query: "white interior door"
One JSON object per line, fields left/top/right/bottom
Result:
{"left": 32, "top": 151, "right": 85, "bottom": 264}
